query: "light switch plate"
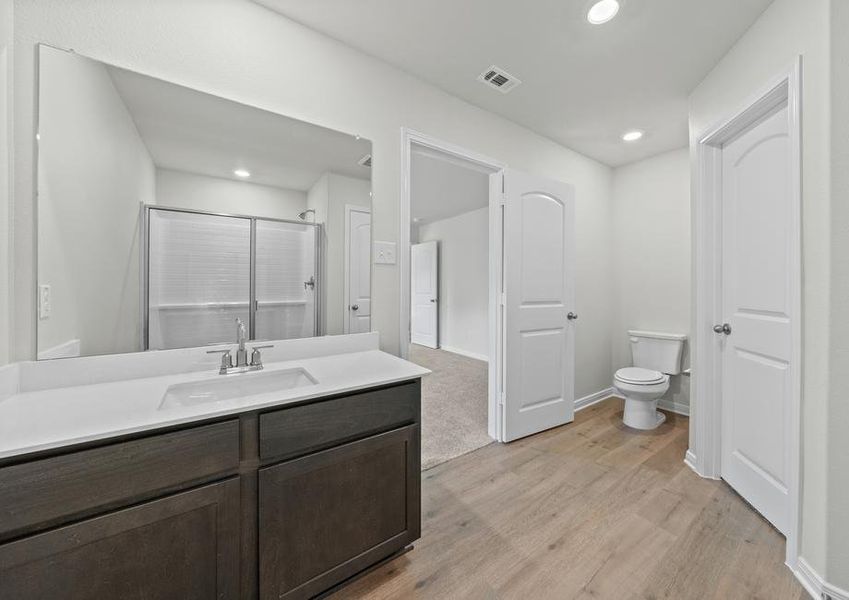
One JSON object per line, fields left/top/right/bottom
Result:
{"left": 373, "top": 241, "right": 397, "bottom": 265}
{"left": 38, "top": 284, "right": 51, "bottom": 320}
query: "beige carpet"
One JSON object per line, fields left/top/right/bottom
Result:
{"left": 410, "top": 344, "right": 493, "bottom": 470}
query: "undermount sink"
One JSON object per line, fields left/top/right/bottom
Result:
{"left": 159, "top": 368, "right": 317, "bottom": 409}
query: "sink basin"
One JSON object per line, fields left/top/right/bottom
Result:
{"left": 159, "top": 368, "right": 317, "bottom": 408}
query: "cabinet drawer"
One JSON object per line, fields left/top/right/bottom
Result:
{"left": 259, "top": 425, "right": 420, "bottom": 600}
{"left": 259, "top": 380, "right": 420, "bottom": 461}
{"left": 0, "top": 420, "right": 240, "bottom": 540}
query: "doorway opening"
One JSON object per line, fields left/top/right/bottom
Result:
{"left": 401, "top": 129, "right": 578, "bottom": 464}
{"left": 405, "top": 138, "right": 500, "bottom": 469}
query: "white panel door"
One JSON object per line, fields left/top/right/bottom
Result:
{"left": 411, "top": 241, "right": 439, "bottom": 348}
{"left": 502, "top": 169, "right": 576, "bottom": 442}
{"left": 720, "top": 104, "right": 793, "bottom": 534}
{"left": 345, "top": 207, "right": 371, "bottom": 333}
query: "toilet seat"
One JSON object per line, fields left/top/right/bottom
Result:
{"left": 614, "top": 367, "right": 666, "bottom": 385}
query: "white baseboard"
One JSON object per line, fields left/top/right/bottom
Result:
{"left": 575, "top": 387, "right": 617, "bottom": 412}
{"left": 438, "top": 345, "right": 488, "bottom": 363}
{"left": 796, "top": 557, "right": 849, "bottom": 600}
{"left": 658, "top": 398, "right": 690, "bottom": 416}
{"left": 576, "top": 389, "right": 691, "bottom": 417}
{"left": 684, "top": 448, "right": 721, "bottom": 480}
{"left": 684, "top": 449, "right": 701, "bottom": 475}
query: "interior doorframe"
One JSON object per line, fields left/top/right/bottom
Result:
{"left": 399, "top": 128, "right": 507, "bottom": 440}
{"left": 691, "top": 58, "right": 802, "bottom": 568}
{"left": 343, "top": 203, "right": 372, "bottom": 334}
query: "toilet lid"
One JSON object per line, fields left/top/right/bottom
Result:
{"left": 615, "top": 367, "right": 666, "bottom": 385}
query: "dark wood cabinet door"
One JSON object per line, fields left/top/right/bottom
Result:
{"left": 259, "top": 425, "right": 420, "bottom": 600}
{"left": 0, "top": 478, "right": 241, "bottom": 600}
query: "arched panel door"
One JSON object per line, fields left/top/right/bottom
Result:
{"left": 502, "top": 169, "right": 576, "bottom": 442}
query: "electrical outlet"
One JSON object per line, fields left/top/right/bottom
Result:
{"left": 38, "top": 284, "right": 51, "bottom": 320}
{"left": 374, "top": 241, "right": 397, "bottom": 265}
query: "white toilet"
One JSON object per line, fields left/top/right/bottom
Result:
{"left": 613, "top": 330, "right": 686, "bottom": 430}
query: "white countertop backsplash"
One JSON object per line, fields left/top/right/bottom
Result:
{"left": 0, "top": 333, "right": 429, "bottom": 460}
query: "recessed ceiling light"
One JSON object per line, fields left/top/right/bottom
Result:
{"left": 622, "top": 130, "right": 644, "bottom": 142}
{"left": 587, "top": 0, "right": 620, "bottom": 24}
{"left": 233, "top": 169, "right": 251, "bottom": 178}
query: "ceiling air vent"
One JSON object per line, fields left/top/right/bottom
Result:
{"left": 477, "top": 65, "right": 522, "bottom": 94}
{"left": 358, "top": 154, "right": 372, "bottom": 168}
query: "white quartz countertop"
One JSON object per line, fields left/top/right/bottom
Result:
{"left": 0, "top": 349, "right": 429, "bottom": 461}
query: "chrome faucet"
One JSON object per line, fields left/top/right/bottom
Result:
{"left": 205, "top": 318, "right": 274, "bottom": 375}
{"left": 235, "top": 318, "right": 248, "bottom": 367}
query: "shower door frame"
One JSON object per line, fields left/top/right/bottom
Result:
{"left": 141, "top": 204, "right": 322, "bottom": 350}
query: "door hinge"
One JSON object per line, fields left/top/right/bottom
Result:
{"left": 499, "top": 292, "right": 506, "bottom": 306}
{"left": 499, "top": 392, "right": 506, "bottom": 406}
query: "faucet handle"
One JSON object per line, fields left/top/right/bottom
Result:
{"left": 206, "top": 349, "right": 233, "bottom": 374}
{"left": 250, "top": 345, "right": 274, "bottom": 369}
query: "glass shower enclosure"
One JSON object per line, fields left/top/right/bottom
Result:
{"left": 143, "top": 206, "right": 320, "bottom": 351}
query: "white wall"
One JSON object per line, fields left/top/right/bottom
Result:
{"left": 612, "top": 148, "right": 690, "bottom": 409}
{"left": 155, "top": 168, "right": 306, "bottom": 220}
{"left": 418, "top": 207, "right": 488, "bottom": 361}
{"left": 689, "top": 0, "right": 833, "bottom": 582}
{"left": 9, "top": 0, "right": 614, "bottom": 400}
{"left": 37, "top": 47, "right": 155, "bottom": 357}
{"left": 0, "top": 1, "right": 11, "bottom": 366}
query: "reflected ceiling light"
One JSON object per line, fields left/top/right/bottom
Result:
{"left": 233, "top": 169, "right": 251, "bottom": 178}
{"left": 622, "top": 130, "right": 644, "bottom": 142}
{"left": 587, "top": 0, "right": 620, "bottom": 24}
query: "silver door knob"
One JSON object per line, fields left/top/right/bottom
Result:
{"left": 351, "top": 305, "right": 359, "bottom": 311}
{"left": 567, "top": 312, "right": 578, "bottom": 321}
{"left": 713, "top": 323, "right": 731, "bottom": 335}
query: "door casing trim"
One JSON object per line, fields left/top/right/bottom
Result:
{"left": 399, "top": 128, "right": 505, "bottom": 440}
{"left": 690, "top": 57, "right": 802, "bottom": 570}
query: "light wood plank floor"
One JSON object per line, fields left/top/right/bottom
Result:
{"left": 331, "top": 398, "right": 805, "bottom": 600}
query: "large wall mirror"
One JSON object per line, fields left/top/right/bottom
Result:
{"left": 36, "top": 45, "right": 373, "bottom": 359}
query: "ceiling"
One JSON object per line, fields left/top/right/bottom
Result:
{"left": 255, "top": 0, "right": 773, "bottom": 167}
{"left": 107, "top": 66, "right": 372, "bottom": 191}
{"left": 411, "top": 146, "right": 492, "bottom": 224}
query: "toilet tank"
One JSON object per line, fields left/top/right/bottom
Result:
{"left": 628, "top": 330, "right": 687, "bottom": 374}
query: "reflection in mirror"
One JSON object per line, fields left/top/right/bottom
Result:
{"left": 36, "top": 45, "right": 372, "bottom": 359}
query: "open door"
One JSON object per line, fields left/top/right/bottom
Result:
{"left": 719, "top": 103, "right": 794, "bottom": 534}
{"left": 501, "top": 169, "right": 576, "bottom": 442}
{"left": 410, "top": 241, "right": 439, "bottom": 348}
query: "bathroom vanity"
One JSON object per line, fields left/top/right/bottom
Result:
{"left": 0, "top": 335, "right": 428, "bottom": 600}
{"left": 0, "top": 39, "right": 429, "bottom": 599}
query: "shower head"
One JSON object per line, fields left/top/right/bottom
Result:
{"left": 298, "top": 209, "right": 316, "bottom": 222}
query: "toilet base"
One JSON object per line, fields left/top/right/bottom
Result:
{"left": 623, "top": 397, "right": 666, "bottom": 430}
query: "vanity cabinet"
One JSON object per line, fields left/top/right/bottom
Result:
{"left": 0, "top": 379, "right": 421, "bottom": 600}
